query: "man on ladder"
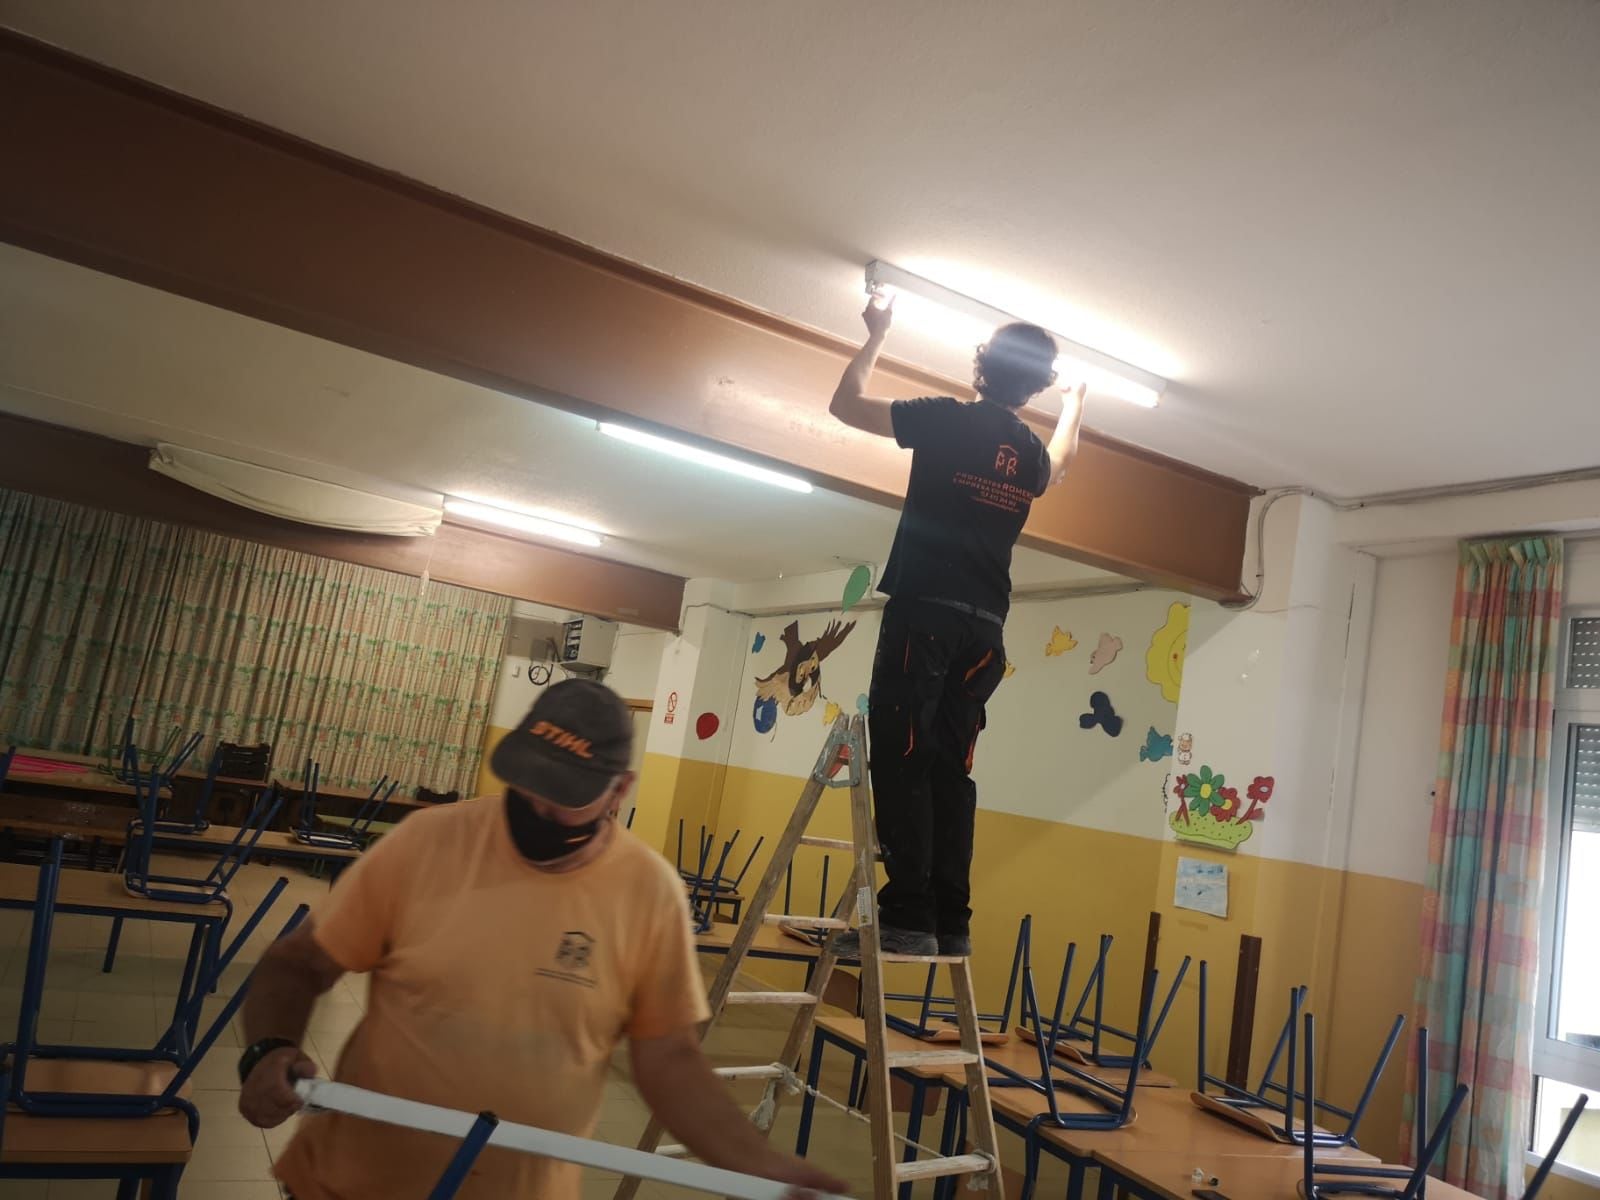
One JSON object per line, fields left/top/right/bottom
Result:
{"left": 829, "top": 291, "right": 1085, "bottom": 956}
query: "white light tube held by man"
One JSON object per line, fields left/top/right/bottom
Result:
{"left": 865, "top": 259, "right": 1166, "bottom": 408}
{"left": 598, "top": 423, "right": 814, "bottom": 494}
{"left": 443, "top": 499, "right": 604, "bottom": 547}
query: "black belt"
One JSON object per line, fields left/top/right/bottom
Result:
{"left": 920, "top": 596, "right": 1005, "bottom": 627}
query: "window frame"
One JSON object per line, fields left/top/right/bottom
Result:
{"left": 1533, "top": 607, "right": 1600, "bottom": 1139}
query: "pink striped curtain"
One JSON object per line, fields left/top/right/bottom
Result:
{"left": 1404, "top": 537, "right": 1563, "bottom": 1199}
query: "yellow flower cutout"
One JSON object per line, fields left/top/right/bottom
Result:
{"left": 1145, "top": 602, "right": 1189, "bottom": 704}
{"left": 822, "top": 699, "right": 841, "bottom": 724}
{"left": 1045, "top": 627, "right": 1077, "bottom": 657}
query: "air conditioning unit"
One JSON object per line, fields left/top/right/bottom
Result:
{"left": 561, "top": 617, "right": 618, "bottom": 670}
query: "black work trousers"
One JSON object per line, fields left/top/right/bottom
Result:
{"left": 866, "top": 599, "right": 1007, "bottom": 937}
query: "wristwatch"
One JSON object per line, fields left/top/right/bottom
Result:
{"left": 238, "top": 1036, "right": 299, "bottom": 1085}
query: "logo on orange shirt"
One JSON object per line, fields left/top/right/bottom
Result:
{"left": 555, "top": 930, "right": 594, "bottom": 970}
{"left": 994, "top": 444, "right": 1019, "bottom": 478}
{"left": 528, "top": 720, "right": 595, "bottom": 759}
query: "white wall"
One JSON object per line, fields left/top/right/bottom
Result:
{"left": 605, "top": 629, "right": 671, "bottom": 702}
{"left": 719, "top": 589, "right": 1188, "bottom": 835}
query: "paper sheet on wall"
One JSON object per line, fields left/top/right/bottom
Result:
{"left": 1174, "top": 856, "right": 1228, "bottom": 918}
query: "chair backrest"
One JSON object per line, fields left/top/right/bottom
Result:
{"left": 217, "top": 741, "right": 272, "bottom": 781}
{"left": 1526, "top": 1095, "right": 1589, "bottom": 1200}
{"left": 1301, "top": 1019, "right": 1469, "bottom": 1200}
{"left": 416, "top": 785, "right": 460, "bottom": 805}
{"left": 9, "top": 849, "right": 309, "bottom": 1123}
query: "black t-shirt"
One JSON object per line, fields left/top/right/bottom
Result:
{"left": 878, "top": 396, "right": 1051, "bottom": 619}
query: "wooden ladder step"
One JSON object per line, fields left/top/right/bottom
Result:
{"left": 882, "top": 952, "right": 968, "bottom": 964}
{"left": 883, "top": 1049, "right": 980, "bottom": 1069}
{"left": 894, "top": 1154, "right": 993, "bottom": 1182}
{"left": 657, "top": 1143, "right": 690, "bottom": 1158}
{"left": 798, "top": 835, "right": 854, "bottom": 851}
{"left": 713, "top": 1064, "right": 788, "bottom": 1081}
{"left": 763, "top": 914, "right": 849, "bottom": 930}
{"left": 724, "top": 991, "right": 818, "bottom": 1006}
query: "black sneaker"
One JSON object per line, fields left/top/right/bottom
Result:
{"left": 937, "top": 933, "right": 972, "bottom": 957}
{"left": 829, "top": 927, "right": 939, "bottom": 960}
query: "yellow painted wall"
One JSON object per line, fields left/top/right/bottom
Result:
{"left": 692, "top": 754, "right": 1439, "bottom": 1166}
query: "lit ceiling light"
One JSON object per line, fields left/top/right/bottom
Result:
{"left": 865, "top": 260, "right": 1167, "bottom": 409}
{"left": 443, "top": 498, "right": 604, "bottom": 547}
{"left": 598, "top": 423, "right": 814, "bottom": 494}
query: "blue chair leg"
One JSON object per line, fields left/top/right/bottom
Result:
{"left": 153, "top": 1163, "right": 185, "bottom": 1200}
{"left": 427, "top": 1111, "right": 500, "bottom": 1200}
{"left": 116, "top": 1176, "right": 141, "bottom": 1200}
{"left": 103, "top": 917, "right": 125, "bottom": 973}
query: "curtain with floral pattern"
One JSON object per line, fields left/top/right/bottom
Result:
{"left": 0, "top": 488, "right": 508, "bottom": 795}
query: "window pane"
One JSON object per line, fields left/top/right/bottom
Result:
{"left": 1533, "top": 1079, "right": 1600, "bottom": 1174}
{"left": 1557, "top": 728, "right": 1600, "bottom": 1047}
{"left": 1569, "top": 617, "right": 1600, "bottom": 688}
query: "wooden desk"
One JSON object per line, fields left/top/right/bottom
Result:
{"left": 13, "top": 746, "right": 262, "bottom": 789}
{"left": 5, "top": 754, "right": 163, "bottom": 800}
{"left": 695, "top": 921, "right": 823, "bottom": 963}
{"left": 276, "top": 779, "right": 430, "bottom": 809}
{"left": 1091, "top": 1149, "right": 1461, "bottom": 1200}
{"left": 0, "top": 861, "right": 231, "bottom": 1044}
{"left": 1, "top": 793, "right": 131, "bottom": 861}
{"left": 145, "top": 823, "right": 362, "bottom": 863}
{"left": 0, "top": 1109, "right": 192, "bottom": 1165}
{"left": 0, "top": 862, "right": 227, "bottom": 920}
{"left": 994, "top": 1030, "right": 1178, "bottom": 1090}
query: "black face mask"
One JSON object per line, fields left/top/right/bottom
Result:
{"left": 504, "top": 789, "right": 609, "bottom": 863}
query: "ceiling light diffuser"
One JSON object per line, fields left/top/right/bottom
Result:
{"left": 598, "top": 423, "right": 814, "bottom": 494}
{"left": 865, "top": 260, "right": 1167, "bottom": 409}
{"left": 443, "top": 498, "right": 604, "bottom": 547}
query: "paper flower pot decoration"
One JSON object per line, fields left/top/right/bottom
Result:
{"left": 1168, "top": 764, "right": 1261, "bottom": 851}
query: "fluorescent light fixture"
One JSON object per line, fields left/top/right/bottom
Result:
{"left": 865, "top": 259, "right": 1167, "bottom": 409}
{"left": 443, "top": 498, "right": 604, "bottom": 547}
{"left": 598, "top": 423, "right": 814, "bottom": 494}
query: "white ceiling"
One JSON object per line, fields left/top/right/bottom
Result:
{"left": 4, "top": 0, "right": 1599, "bottom": 496}
{"left": 0, "top": 244, "right": 1115, "bottom": 589}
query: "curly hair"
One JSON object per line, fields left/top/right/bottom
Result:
{"left": 974, "top": 323, "right": 1058, "bottom": 408}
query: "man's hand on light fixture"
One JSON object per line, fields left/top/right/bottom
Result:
{"left": 862, "top": 290, "right": 895, "bottom": 341}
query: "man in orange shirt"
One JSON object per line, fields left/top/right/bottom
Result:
{"left": 239, "top": 679, "right": 844, "bottom": 1199}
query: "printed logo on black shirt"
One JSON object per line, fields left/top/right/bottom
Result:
{"left": 879, "top": 397, "right": 1050, "bottom": 618}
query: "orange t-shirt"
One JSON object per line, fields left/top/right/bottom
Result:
{"left": 274, "top": 797, "right": 709, "bottom": 1200}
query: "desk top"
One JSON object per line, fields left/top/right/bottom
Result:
{"left": 276, "top": 778, "right": 430, "bottom": 809}
{"left": 0, "top": 862, "right": 228, "bottom": 918}
{"left": 985, "top": 1030, "right": 1177, "bottom": 1090}
{"left": 1091, "top": 1150, "right": 1464, "bottom": 1200}
{"left": 695, "top": 922, "right": 823, "bottom": 961}
{"left": 0, "top": 1108, "right": 193, "bottom": 1164}
{"left": 14, "top": 746, "right": 264, "bottom": 790}
{"left": 147, "top": 823, "right": 362, "bottom": 861}
{"left": 1038, "top": 1088, "right": 1380, "bottom": 1163}
{"left": 6, "top": 755, "right": 160, "bottom": 799}
{"left": 1, "top": 793, "right": 130, "bottom": 834}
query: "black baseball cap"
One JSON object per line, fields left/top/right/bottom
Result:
{"left": 490, "top": 679, "right": 634, "bottom": 808}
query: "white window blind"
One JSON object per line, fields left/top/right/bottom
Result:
{"left": 1571, "top": 725, "right": 1600, "bottom": 835}
{"left": 1566, "top": 617, "right": 1600, "bottom": 689}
